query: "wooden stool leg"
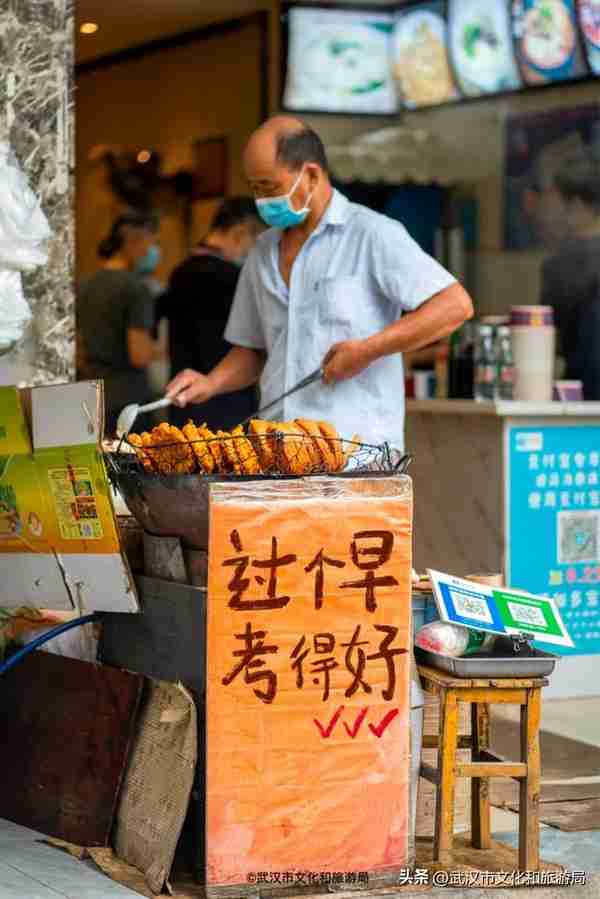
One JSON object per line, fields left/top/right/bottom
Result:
{"left": 519, "top": 688, "right": 541, "bottom": 871}
{"left": 471, "top": 702, "right": 491, "bottom": 850}
{"left": 433, "top": 690, "right": 459, "bottom": 865}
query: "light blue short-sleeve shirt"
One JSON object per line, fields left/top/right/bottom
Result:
{"left": 225, "top": 189, "right": 456, "bottom": 450}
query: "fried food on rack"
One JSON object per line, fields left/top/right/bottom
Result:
{"left": 217, "top": 430, "right": 242, "bottom": 474}
{"left": 128, "top": 417, "right": 357, "bottom": 477}
{"left": 318, "top": 421, "right": 345, "bottom": 472}
{"left": 248, "top": 419, "right": 276, "bottom": 471}
{"left": 197, "top": 424, "right": 226, "bottom": 473}
{"left": 295, "top": 419, "right": 336, "bottom": 471}
{"left": 151, "top": 423, "right": 196, "bottom": 474}
{"left": 182, "top": 421, "right": 215, "bottom": 474}
{"left": 292, "top": 420, "right": 321, "bottom": 470}
{"left": 128, "top": 433, "right": 156, "bottom": 473}
{"left": 230, "top": 425, "right": 262, "bottom": 475}
{"left": 275, "top": 422, "right": 314, "bottom": 475}
{"left": 142, "top": 431, "right": 164, "bottom": 472}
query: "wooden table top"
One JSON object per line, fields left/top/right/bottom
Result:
{"left": 417, "top": 663, "right": 549, "bottom": 690}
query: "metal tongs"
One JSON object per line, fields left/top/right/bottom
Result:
{"left": 237, "top": 367, "right": 323, "bottom": 428}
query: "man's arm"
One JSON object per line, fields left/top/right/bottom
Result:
{"left": 167, "top": 345, "right": 265, "bottom": 407}
{"left": 323, "top": 282, "right": 473, "bottom": 383}
{"left": 127, "top": 278, "right": 164, "bottom": 368}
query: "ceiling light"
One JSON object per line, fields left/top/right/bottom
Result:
{"left": 80, "top": 22, "right": 99, "bottom": 35}
{"left": 137, "top": 150, "right": 151, "bottom": 164}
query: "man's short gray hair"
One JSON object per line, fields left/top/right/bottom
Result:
{"left": 276, "top": 126, "right": 330, "bottom": 174}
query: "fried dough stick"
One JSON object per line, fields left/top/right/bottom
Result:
{"left": 248, "top": 419, "right": 276, "bottom": 472}
{"left": 274, "top": 422, "right": 313, "bottom": 475}
{"left": 128, "top": 432, "right": 156, "bottom": 473}
{"left": 182, "top": 421, "right": 215, "bottom": 474}
{"left": 319, "top": 421, "right": 345, "bottom": 472}
{"left": 230, "top": 425, "right": 262, "bottom": 475}
{"left": 217, "top": 430, "right": 242, "bottom": 474}
{"left": 151, "top": 423, "right": 196, "bottom": 474}
{"left": 295, "top": 419, "right": 336, "bottom": 472}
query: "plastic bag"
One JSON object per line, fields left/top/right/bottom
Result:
{"left": 0, "top": 270, "right": 31, "bottom": 353}
{"left": 416, "top": 620, "right": 496, "bottom": 657}
{"left": 0, "top": 143, "right": 51, "bottom": 271}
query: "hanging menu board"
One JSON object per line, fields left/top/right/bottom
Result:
{"left": 579, "top": 0, "right": 600, "bottom": 75}
{"left": 512, "top": 0, "right": 587, "bottom": 85}
{"left": 283, "top": 6, "right": 397, "bottom": 115}
{"left": 393, "top": 2, "right": 459, "bottom": 109}
{"left": 281, "top": 2, "right": 598, "bottom": 116}
{"left": 448, "top": 0, "right": 522, "bottom": 97}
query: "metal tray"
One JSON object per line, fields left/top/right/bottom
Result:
{"left": 415, "top": 645, "right": 559, "bottom": 678}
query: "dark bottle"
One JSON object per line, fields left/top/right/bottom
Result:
{"left": 474, "top": 324, "right": 497, "bottom": 402}
{"left": 496, "top": 325, "right": 514, "bottom": 401}
{"left": 449, "top": 323, "right": 475, "bottom": 399}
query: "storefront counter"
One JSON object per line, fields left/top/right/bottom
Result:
{"left": 405, "top": 399, "right": 600, "bottom": 698}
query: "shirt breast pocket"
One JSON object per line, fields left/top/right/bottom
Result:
{"left": 319, "top": 275, "right": 375, "bottom": 340}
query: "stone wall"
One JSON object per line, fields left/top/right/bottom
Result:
{"left": 0, "top": 0, "right": 75, "bottom": 386}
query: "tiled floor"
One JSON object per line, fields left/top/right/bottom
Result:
{"left": 0, "top": 820, "right": 139, "bottom": 899}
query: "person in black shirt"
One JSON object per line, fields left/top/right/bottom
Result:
{"left": 78, "top": 211, "right": 164, "bottom": 433}
{"left": 541, "top": 157, "right": 600, "bottom": 400}
{"left": 156, "top": 198, "right": 263, "bottom": 430}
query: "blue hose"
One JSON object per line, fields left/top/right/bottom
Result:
{"left": 0, "top": 613, "right": 101, "bottom": 676}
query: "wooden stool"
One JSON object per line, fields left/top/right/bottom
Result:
{"left": 417, "top": 664, "right": 548, "bottom": 871}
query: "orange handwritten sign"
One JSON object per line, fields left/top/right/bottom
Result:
{"left": 207, "top": 477, "right": 413, "bottom": 886}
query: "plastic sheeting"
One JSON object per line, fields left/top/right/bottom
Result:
{"left": 0, "top": 144, "right": 51, "bottom": 355}
{"left": 206, "top": 475, "right": 414, "bottom": 886}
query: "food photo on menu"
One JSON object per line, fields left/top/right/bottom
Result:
{"left": 448, "top": 0, "right": 522, "bottom": 97}
{"left": 282, "top": 5, "right": 397, "bottom": 115}
{"left": 579, "top": 0, "right": 600, "bottom": 74}
{"left": 393, "top": 2, "right": 459, "bottom": 109}
{"left": 512, "top": 0, "right": 587, "bottom": 84}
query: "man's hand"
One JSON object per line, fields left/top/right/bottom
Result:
{"left": 322, "top": 339, "right": 374, "bottom": 385}
{"left": 166, "top": 369, "right": 217, "bottom": 407}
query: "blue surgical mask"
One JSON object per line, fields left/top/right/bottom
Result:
{"left": 255, "top": 167, "right": 313, "bottom": 229}
{"left": 135, "top": 244, "right": 161, "bottom": 275}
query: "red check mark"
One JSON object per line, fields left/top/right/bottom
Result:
{"left": 343, "top": 708, "right": 369, "bottom": 738}
{"left": 368, "top": 709, "right": 399, "bottom": 738}
{"left": 313, "top": 705, "right": 344, "bottom": 739}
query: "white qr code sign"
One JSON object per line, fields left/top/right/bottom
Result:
{"left": 507, "top": 602, "right": 546, "bottom": 629}
{"left": 450, "top": 590, "right": 493, "bottom": 624}
{"left": 427, "top": 569, "right": 574, "bottom": 648}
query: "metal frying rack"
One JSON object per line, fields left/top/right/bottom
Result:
{"left": 104, "top": 432, "right": 412, "bottom": 552}
{"left": 106, "top": 431, "right": 412, "bottom": 484}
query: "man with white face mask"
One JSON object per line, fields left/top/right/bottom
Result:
{"left": 167, "top": 116, "right": 473, "bottom": 450}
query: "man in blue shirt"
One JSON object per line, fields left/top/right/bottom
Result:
{"left": 167, "top": 117, "right": 473, "bottom": 449}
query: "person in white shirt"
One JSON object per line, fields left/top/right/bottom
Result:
{"left": 167, "top": 116, "right": 473, "bottom": 449}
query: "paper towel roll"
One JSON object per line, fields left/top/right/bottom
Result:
{"left": 511, "top": 325, "right": 556, "bottom": 402}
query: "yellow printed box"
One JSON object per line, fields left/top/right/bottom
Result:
{"left": 0, "top": 382, "right": 138, "bottom": 613}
